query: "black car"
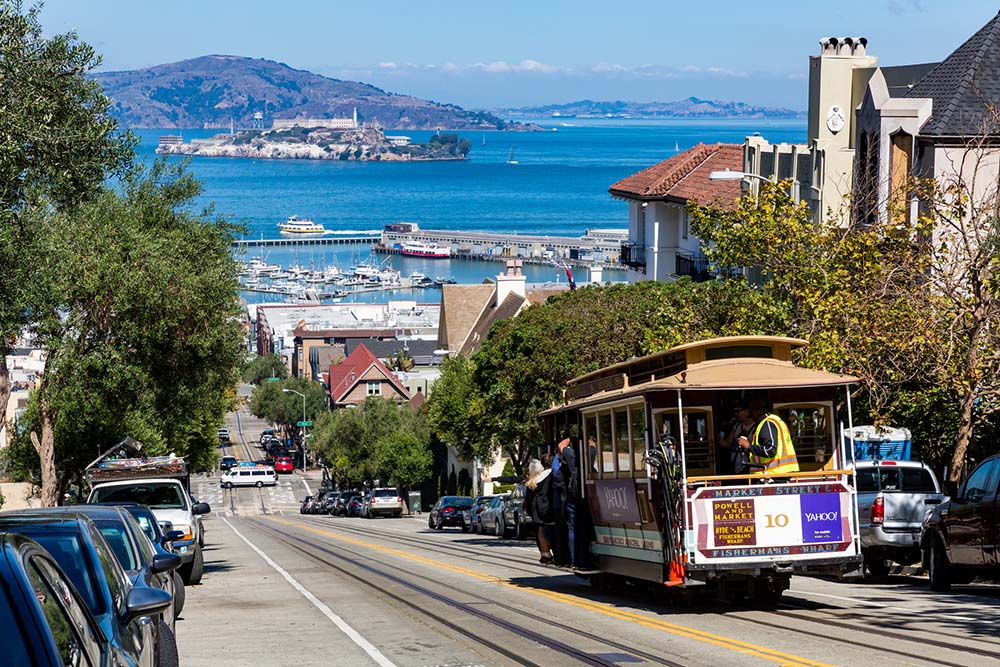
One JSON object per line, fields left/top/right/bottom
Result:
{"left": 428, "top": 496, "right": 474, "bottom": 530}
{"left": 220, "top": 455, "right": 238, "bottom": 471}
{"left": 0, "top": 532, "right": 120, "bottom": 666}
{"left": 0, "top": 513, "right": 172, "bottom": 667}
{"left": 334, "top": 491, "right": 361, "bottom": 516}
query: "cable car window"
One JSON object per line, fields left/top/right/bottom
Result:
{"left": 599, "top": 412, "right": 614, "bottom": 476}
{"left": 585, "top": 414, "right": 598, "bottom": 475}
{"left": 615, "top": 408, "right": 631, "bottom": 474}
{"left": 630, "top": 406, "right": 645, "bottom": 474}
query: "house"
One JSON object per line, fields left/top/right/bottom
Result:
{"left": 855, "top": 12, "right": 1000, "bottom": 224}
{"left": 609, "top": 143, "right": 743, "bottom": 283}
{"left": 325, "top": 344, "right": 412, "bottom": 409}
{"left": 342, "top": 338, "right": 443, "bottom": 397}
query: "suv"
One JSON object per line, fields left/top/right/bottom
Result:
{"left": 854, "top": 460, "right": 944, "bottom": 576}
{"left": 921, "top": 453, "right": 1000, "bottom": 591}
{"left": 89, "top": 478, "right": 210, "bottom": 585}
{"left": 366, "top": 488, "right": 404, "bottom": 518}
{"left": 501, "top": 483, "right": 532, "bottom": 539}
{"left": 220, "top": 455, "right": 238, "bottom": 472}
{"left": 217, "top": 428, "right": 230, "bottom": 443}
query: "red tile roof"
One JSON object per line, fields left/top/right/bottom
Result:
{"left": 608, "top": 142, "right": 744, "bottom": 210}
{"left": 327, "top": 344, "right": 411, "bottom": 404}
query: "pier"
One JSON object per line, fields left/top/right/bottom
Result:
{"left": 233, "top": 236, "right": 379, "bottom": 249}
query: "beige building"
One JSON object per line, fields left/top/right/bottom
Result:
{"left": 271, "top": 108, "right": 358, "bottom": 131}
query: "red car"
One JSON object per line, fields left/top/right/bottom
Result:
{"left": 274, "top": 456, "right": 294, "bottom": 474}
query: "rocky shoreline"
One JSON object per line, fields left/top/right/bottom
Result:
{"left": 156, "top": 126, "right": 471, "bottom": 161}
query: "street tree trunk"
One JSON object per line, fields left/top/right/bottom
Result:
{"left": 30, "top": 393, "right": 59, "bottom": 507}
{"left": 949, "top": 389, "right": 977, "bottom": 482}
{"left": 0, "top": 341, "right": 10, "bottom": 445}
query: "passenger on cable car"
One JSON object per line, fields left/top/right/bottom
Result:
{"left": 718, "top": 400, "right": 754, "bottom": 474}
{"left": 736, "top": 397, "right": 800, "bottom": 476}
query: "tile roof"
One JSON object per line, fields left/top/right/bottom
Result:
{"left": 327, "top": 344, "right": 411, "bottom": 403}
{"left": 907, "top": 11, "right": 1000, "bottom": 136}
{"left": 608, "top": 143, "right": 744, "bottom": 209}
{"left": 437, "top": 284, "right": 494, "bottom": 352}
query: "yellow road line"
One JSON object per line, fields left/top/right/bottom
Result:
{"left": 265, "top": 516, "right": 832, "bottom": 667}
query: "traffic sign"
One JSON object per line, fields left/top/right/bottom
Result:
{"left": 297, "top": 420, "right": 313, "bottom": 427}
{"left": 265, "top": 377, "right": 281, "bottom": 382}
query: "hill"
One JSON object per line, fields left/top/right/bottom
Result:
{"left": 503, "top": 97, "right": 805, "bottom": 119}
{"left": 94, "top": 55, "right": 512, "bottom": 130}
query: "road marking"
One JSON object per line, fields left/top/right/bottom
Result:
{"left": 221, "top": 516, "right": 397, "bottom": 667}
{"left": 787, "top": 590, "right": 980, "bottom": 622}
{"left": 267, "top": 516, "right": 831, "bottom": 667}
{"left": 300, "top": 477, "right": 312, "bottom": 495}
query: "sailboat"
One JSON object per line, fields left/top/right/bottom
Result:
{"left": 482, "top": 134, "right": 486, "bottom": 145}
{"left": 507, "top": 146, "right": 518, "bottom": 165}
{"left": 674, "top": 141, "right": 680, "bottom": 152}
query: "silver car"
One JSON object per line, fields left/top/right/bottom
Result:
{"left": 366, "top": 488, "right": 404, "bottom": 518}
{"left": 478, "top": 495, "right": 508, "bottom": 537}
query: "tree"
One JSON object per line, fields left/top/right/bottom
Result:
{"left": 243, "top": 354, "right": 289, "bottom": 385}
{"left": 0, "top": 1, "right": 134, "bottom": 443}
{"left": 8, "top": 161, "right": 244, "bottom": 502}
{"left": 249, "top": 376, "right": 326, "bottom": 437}
{"left": 375, "top": 429, "right": 432, "bottom": 490}
{"left": 427, "top": 355, "right": 485, "bottom": 462}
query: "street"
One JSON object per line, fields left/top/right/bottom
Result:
{"left": 165, "top": 407, "right": 1000, "bottom": 667}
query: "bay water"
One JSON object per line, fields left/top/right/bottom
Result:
{"left": 134, "top": 119, "right": 806, "bottom": 303}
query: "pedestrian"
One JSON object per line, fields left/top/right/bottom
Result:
{"left": 737, "top": 397, "right": 800, "bottom": 476}
{"left": 553, "top": 425, "right": 579, "bottom": 567}
{"left": 719, "top": 400, "right": 755, "bottom": 474}
{"left": 524, "top": 457, "right": 555, "bottom": 564}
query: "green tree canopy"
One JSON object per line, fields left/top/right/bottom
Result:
{"left": 243, "top": 354, "right": 289, "bottom": 385}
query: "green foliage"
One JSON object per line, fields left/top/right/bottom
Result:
{"left": 427, "top": 355, "right": 483, "bottom": 461}
{"left": 243, "top": 354, "right": 289, "bottom": 384}
{"left": 249, "top": 376, "right": 326, "bottom": 429}
{"left": 311, "top": 397, "right": 432, "bottom": 488}
{"left": 492, "top": 460, "right": 516, "bottom": 494}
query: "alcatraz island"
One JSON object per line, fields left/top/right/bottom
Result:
{"left": 157, "top": 110, "right": 472, "bottom": 162}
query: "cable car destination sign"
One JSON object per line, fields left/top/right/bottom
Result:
{"left": 687, "top": 482, "right": 856, "bottom": 563}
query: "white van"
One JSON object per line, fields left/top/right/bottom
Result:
{"left": 220, "top": 466, "right": 278, "bottom": 488}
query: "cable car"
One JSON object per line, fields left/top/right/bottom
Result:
{"left": 540, "top": 336, "right": 864, "bottom": 601}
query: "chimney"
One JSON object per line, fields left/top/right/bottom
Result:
{"left": 589, "top": 265, "right": 603, "bottom": 285}
{"left": 495, "top": 259, "right": 526, "bottom": 306}
{"left": 853, "top": 37, "right": 867, "bottom": 56}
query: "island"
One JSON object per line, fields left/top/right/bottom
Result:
{"left": 156, "top": 126, "right": 472, "bottom": 161}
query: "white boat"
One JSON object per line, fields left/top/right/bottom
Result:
{"left": 400, "top": 241, "right": 451, "bottom": 259}
{"left": 278, "top": 215, "right": 325, "bottom": 235}
{"left": 507, "top": 146, "right": 518, "bottom": 165}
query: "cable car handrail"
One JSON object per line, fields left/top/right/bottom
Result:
{"left": 685, "top": 469, "right": 853, "bottom": 483}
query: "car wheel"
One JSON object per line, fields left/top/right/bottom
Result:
{"left": 256, "top": 481, "right": 263, "bottom": 488}
{"left": 224, "top": 482, "right": 233, "bottom": 489}
{"left": 180, "top": 546, "right": 205, "bottom": 585}
{"left": 928, "top": 536, "right": 952, "bottom": 592}
{"left": 428, "top": 516, "right": 434, "bottom": 529}
{"left": 865, "top": 550, "right": 890, "bottom": 578}
{"left": 461, "top": 521, "right": 470, "bottom": 533}
{"left": 171, "top": 570, "right": 186, "bottom": 615}
{"left": 513, "top": 514, "right": 522, "bottom": 540}
{"left": 435, "top": 516, "right": 443, "bottom": 530}
{"left": 495, "top": 518, "right": 504, "bottom": 537}
{"left": 157, "top": 619, "right": 180, "bottom": 667}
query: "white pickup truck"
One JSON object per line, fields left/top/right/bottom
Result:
{"left": 854, "top": 459, "right": 944, "bottom": 576}
{"left": 86, "top": 455, "right": 210, "bottom": 585}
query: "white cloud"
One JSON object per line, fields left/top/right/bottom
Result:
{"left": 483, "top": 60, "right": 512, "bottom": 73}
{"left": 590, "top": 62, "right": 629, "bottom": 73}
{"left": 378, "top": 62, "right": 397, "bottom": 69}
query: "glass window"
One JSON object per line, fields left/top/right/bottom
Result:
{"left": 878, "top": 469, "right": 901, "bottom": 491}
{"left": 901, "top": 468, "right": 938, "bottom": 494}
{"left": 856, "top": 468, "right": 879, "bottom": 493}
{"left": 963, "top": 460, "right": 998, "bottom": 501}
{"left": 33, "top": 556, "right": 100, "bottom": 667}
{"left": 615, "top": 408, "right": 631, "bottom": 473}
{"left": 90, "top": 482, "right": 186, "bottom": 510}
{"left": 599, "top": 412, "right": 614, "bottom": 475}
{"left": 631, "top": 406, "right": 646, "bottom": 473}
{"left": 90, "top": 527, "right": 124, "bottom": 612}
{"left": 26, "top": 560, "right": 87, "bottom": 666}
{"left": 95, "top": 521, "right": 138, "bottom": 573}
{"left": 124, "top": 514, "right": 156, "bottom": 565}
{"left": 367, "top": 381, "right": 381, "bottom": 396}
{"left": 28, "top": 533, "right": 102, "bottom": 615}
{"left": 585, "top": 414, "right": 598, "bottom": 474}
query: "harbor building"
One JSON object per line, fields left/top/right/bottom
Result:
{"left": 271, "top": 107, "right": 359, "bottom": 130}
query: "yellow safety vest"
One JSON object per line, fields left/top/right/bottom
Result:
{"left": 750, "top": 414, "right": 799, "bottom": 475}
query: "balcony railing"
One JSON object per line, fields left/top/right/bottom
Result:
{"left": 620, "top": 242, "right": 645, "bottom": 270}
{"left": 676, "top": 254, "right": 714, "bottom": 282}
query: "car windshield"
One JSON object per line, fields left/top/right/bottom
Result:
{"left": 475, "top": 496, "right": 494, "bottom": 507}
{"left": 91, "top": 482, "right": 186, "bottom": 510}
{"left": 27, "top": 532, "right": 103, "bottom": 614}
{"left": 441, "top": 496, "right": 473, "bottom": 508}
{"left": 124, "top": 507, "right": 160, "bottom": 542}
{"left": 94, "top": 520, "right": 139, "bottom": 573}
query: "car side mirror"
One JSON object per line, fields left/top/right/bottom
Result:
{"left": 122, "top": 586, "right": 173, "bottom": 625}
{"left": 163, "top": 530, "right": 185, "bottom": 543}
{"left": 192, "top": 502, "right": 211, "bottom": 515}
{"left": 150, "top": 552, "right": 182, "bottom": 574}
{"left": 943, "top": 480, "right": 959, "bottom": 498}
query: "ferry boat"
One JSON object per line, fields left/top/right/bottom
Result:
{"left": 278, "top": 215, "right": 326, "bottom": 235}
{"left": 400, "top": 241, "right": 451, "bottom": 259}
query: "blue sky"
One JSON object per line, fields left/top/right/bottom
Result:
{"left": 40, "top": 0, "right": 1000, "bottom": 109}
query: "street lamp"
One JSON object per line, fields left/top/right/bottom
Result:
{"left": 282, "top": 388, "right": 307, "bottom": 471}
{"left": 708, "top": 169, "right": 776, "bottom": 184}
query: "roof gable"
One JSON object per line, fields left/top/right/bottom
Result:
{"left": 608, "top": 143, "right": 743, "bottom": 209}
{"left": 460, "top": 291, "right": 527, "bottom": 355}
{"left": 327, "top": 344, "right": 411, "bottom": 403}
{"left": 907, "top": 12, "right": 1000, "bottom": 136}
{"left": 438, "top": 284, "right": 494, "bottom": 352}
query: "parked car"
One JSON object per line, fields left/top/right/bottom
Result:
{"left": 478, "top": 495, "right": 508, "bottom": 536}
{"left": 217, "top": 428, "right": 230, "bottom": 443}
{"left": 220, "top": 455, "right": 238, "bottom": 472}
{"left": 921, "top": 453, "right": 1000, "bottom": 591}
{"left": 500, "top": 483, "right": 531, "bottom": 539}
{"left": 346, "top": 495, "right": 365, "bottom": 517}
{"left": 321, "top": 492, "right": 341, "bottom": 515}
{"left": 220, "top": 466, "right": 278, "bottom": 488}
{"left": 334, "top": 491, "right": 360, "bottom": 516}
{"left": 853, "top": 460, "right": 944, "bottom": 576}
{"left": 366, "top": 488, "right": 404, "bottom": 518}
{"left": 274, "top": 456, "right": 294, "bottom": 474}
{"left": 428, "top": 496, "right": 474, "bottom": 530}
{"left": 259, "top": 428, "right": 276, "bottom": 444}
{"left": 0, "top": 513, "right": 173, "bottom": 667}
{"left": 300, "top": 496, "right": 314, "bottom": 514}
{"left": 88, "top": 477, "right": 210, "bottom": 586}
{"left": 0, "top": 532, "right": 125, "bottom": 666}
{"left": 463, "top": 495, "right": 497, "bottom": 534}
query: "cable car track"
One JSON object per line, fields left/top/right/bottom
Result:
{"left": 246, "top": 517, "right": 688, "bottom": 667}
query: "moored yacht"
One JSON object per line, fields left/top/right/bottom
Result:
{"left": 400, "top": 241, "right": 451, "bottom": 259}
{"left": 278, "top": 215, "right": 326, "bottom": 235}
